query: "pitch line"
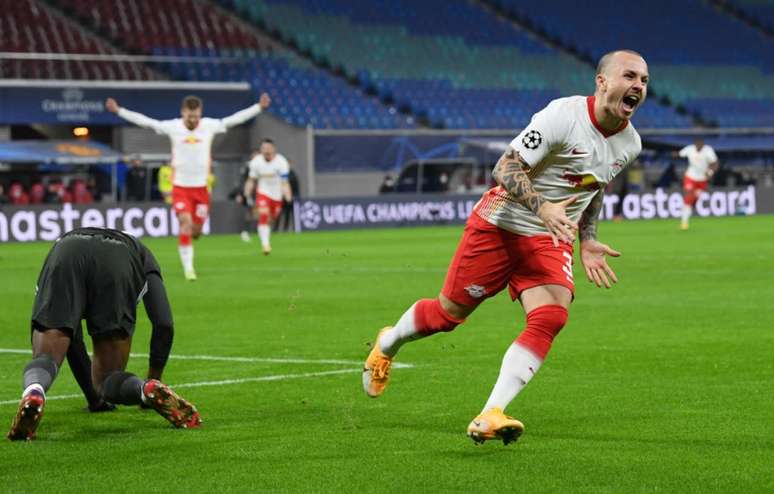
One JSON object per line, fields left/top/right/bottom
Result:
{"left": 0, "top": 349, "right": 416, "bottom": 406}
{"left": 0, "top": 368, "right": 362, "bottom": 406}
{"left": 0, "top": 348, "right": 414, "bottom": 369}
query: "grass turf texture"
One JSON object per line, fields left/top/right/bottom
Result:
{"left": 0, "top": 215, "right": 772, "bottom": 493}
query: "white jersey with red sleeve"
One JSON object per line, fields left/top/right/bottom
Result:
{"left": 248, "top": 153, "right": 290, "bottom": 201}
{"left": 475, "top": 95, "right": 642, "bottom": 236}
{"left": 679, "top": 144, "right": 718, "bottom": 181}
{"left": 117, "top": 104, "right": 262, "bottom": 187}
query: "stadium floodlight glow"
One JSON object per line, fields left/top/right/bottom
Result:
{"left": 73, "top": 127, "right": 89, "bottom": 137}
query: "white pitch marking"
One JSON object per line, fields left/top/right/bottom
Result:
{"left": 0, "top": 349, "right": 414, "bottom": 369}
{"left": 0, "top": 368, "right": 362, "bottom": 406}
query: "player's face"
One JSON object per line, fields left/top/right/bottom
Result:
{"left": 260, "top": 143, "right": 276, "bottom": 161}
{"left": 181, "top": 107, "right": 202, "bottom": 130}
{"left": 598, "top": 53, "right": 649, "bottom": 121}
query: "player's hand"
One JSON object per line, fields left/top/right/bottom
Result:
{"left": 537, "top": 196, "right": 578, "bottom": 247}
{"left": 580, "top": 239, "right": 621, "bottom": 288}
{"left": 105, "top": 98, "right": 119, "bottom": 113}
{"left": 259, "top": 92, "right": 271, "bottom": 110}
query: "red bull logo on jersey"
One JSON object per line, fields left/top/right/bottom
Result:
{"left": 182, "top": 136, "right": 202, "bottom": 144}
{"left": 563, "top": 172, "right": 600, "bottom": 191}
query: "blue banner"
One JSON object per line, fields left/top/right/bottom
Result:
{"left": 0, "top": 84, "right": 254, "bottom": 125}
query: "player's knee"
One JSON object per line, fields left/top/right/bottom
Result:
{"left": 258, "top": 212, "right": 270, "bottom": 225}
{"left": 515, "top": 305, "right": 568, "bottom": 359}
{"left": 102, "top": 371, "right": 143, "bottom": 405}
{"left": 415, "top": 298, "right": 465, "bottom": 335}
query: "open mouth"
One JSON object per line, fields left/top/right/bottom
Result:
{"left": 622, "top": 94, "right": 640, "bottom": 113}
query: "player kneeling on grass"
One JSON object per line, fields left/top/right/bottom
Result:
{"left": 363, "top": 49, "right": 648, "bottom": 445}
{"left": 7, "top": 228, "right": 200, "bottom": 441}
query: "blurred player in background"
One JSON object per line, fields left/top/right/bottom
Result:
{"left": 363, "top": 50, "right": 647, "bottom": 445}
{"left": 7, "top": 228, "right": 198, "bottom": 441}
{"left": 673, "top": 137, "right": 719, "bottom": 230}
{"left": 105, "top": 93, "right": 271, "bottom": 280}
{"left": 244, "top": 138, "right": 292, "bottom": 255}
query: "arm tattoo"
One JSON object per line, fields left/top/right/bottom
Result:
{"left": 579, "top": 191, "right": 604, "bottom": 241}
{"left": 492, "top": 149, "right": 545, "bottom": 214}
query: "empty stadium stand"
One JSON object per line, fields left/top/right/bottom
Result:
{"left": 0, "top": 0, "right": 159, "bottom": 79}
{"left": 491, "top": 0, "right": 774, "bottom": 126}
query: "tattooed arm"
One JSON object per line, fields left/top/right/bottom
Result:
{"left": 492, "top": 148, "right": 578, "bottom": 245}
{"left": 491, "top": 148, "right": 546, "bottom": 214}
{"left": 579, "top": 191, "right": 621, "bottom": 288}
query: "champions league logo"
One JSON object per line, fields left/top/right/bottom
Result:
{"left": 299, "top": 201, "right": 322, "bottom": 230}
{"left": 522, "top": 130, "right": 543, "bottom": 150}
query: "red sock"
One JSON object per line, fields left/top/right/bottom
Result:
{"left": 414, "top": 298, "right": 464, "bottom": 335}
{"left": 179, "top": 233, "right": 192, "bottom": 247}
{"left": 515, "top": 305, "right": 568, "bottom": 359}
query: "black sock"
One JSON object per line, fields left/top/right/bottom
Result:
{"left": 102, "top": 371, "right": 144, "bottom": 405}
{"left": 23, "top": 354, "right": 59, "bottom": 392}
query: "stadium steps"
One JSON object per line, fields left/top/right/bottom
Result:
{"left": 213, "top": 0, "right": 431, "bottom": 128}
{"left": 0, "top": 0, "right": 164, "bottom": 80}
{"left": 482, "top": 0, "right": 774, "bottom": 128}
{"left": 218, "top": 0, "right": 693, "bottom": 129}
{"left": 474, "top": 0, "right": 705, "bottom": 127}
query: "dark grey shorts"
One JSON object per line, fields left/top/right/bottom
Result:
{"left": 31, "top": 233, "right": 146, "bottom": 338}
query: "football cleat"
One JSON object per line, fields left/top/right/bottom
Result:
{"left": 467, "top": 407, "right": 524, "bottom": 446}
{"left": 680, "top": 222, "right": 689, "bottom": 231}
{"left": 240, "top": 231, "right": 251, "bottom": 243}
{"left": 262, "top": 246, "right": 272, "bottom": 256}
{"left": 142, "top": 380, "right": 201, "bottom": 429}
{"left": 362, "top": 327, "right": 393, "bottom": 398}
{"left": 7, "top": 390, "right": 46, "bottom": 441}
{"left": 183, "top": 267, "right": 197, "bottom": 281}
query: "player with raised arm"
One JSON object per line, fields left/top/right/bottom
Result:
{"left": 362, "top": 50, "right": 648, "bottom": 445}
{"left": 7, "top": 228, "right": 198, "bottom": 441}
{"left": 673, "top": 137, "right": 719, "bottom": 230}
{"left": 243, "top": 139, "right": 292, "bottom": 255}
{"left": 105, "top": 93, "right": 271, "bottom": 280}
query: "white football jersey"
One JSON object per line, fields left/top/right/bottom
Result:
{"left": 248, "top": 153, "right": 290, "bottom": 201}
{"left": 475, "top": 96, "right": 642, "bottom": 236}
{"left": 117, "top": 104, "right": 262, "bottom": 187}
{"left": 679, "top": 144, "right": 718, "bottom": 181}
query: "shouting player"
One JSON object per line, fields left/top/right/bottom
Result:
{"left": 363, "top": 50, "right": 647, "bottom": 445}
{"left": 105, "top": 93, "right": 271, "bottom": 280}
{"left": 673, "top": 137, "right": 719, "bottom": 230}
{"left": 243, "top": 138, "right": 292, "bottom": 255}
{"left": 7, "top": 228, "right": 198, "bottom": 441}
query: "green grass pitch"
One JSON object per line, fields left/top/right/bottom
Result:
{"left": 0, "top": 215, "right": 772, "bottom": 493}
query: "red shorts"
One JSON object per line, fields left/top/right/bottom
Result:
{"left": 442, "top": 213, "right": 575, "bottom": 307}
{"left": 683, "top": 176, "right": 708, "bottom": 193}
{"left": 257, "top": 194, "right": 283, "bottom": 220}
{"left": 172, "top": 186, "right": 210, "bottom": 225}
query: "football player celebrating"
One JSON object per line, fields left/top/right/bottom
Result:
{"left": 363, "top": 50, "right": 648, "bottom": 445}
{"left": 106, "top": 93, "right": 271, "bottom": 280}
{"left": 673, "top": 137, "right": 719, "bottom": 230}
{"left": 243, "top": 138, "right": 292, "bottom": 255}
